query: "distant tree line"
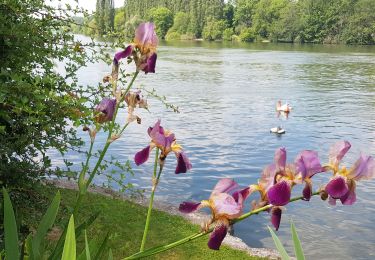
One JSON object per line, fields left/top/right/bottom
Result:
{"left": 73, "top": 0, "right": 375, "bottom": 45}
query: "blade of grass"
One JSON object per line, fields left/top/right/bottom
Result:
{"left": 291, "top": 221, "right": 305, "bottom": 260}
{"left": 49, "top": 211, "right": 99, "bottom": 260}
{"left": 3, "top": 188, "right": 20, "bottom": 260}
{"left": 62, "top": 215, "right": 76, "bottom": 260}
{"left": 93, "top": 232, "right": 109, "bottom": 260}
{"left": 85, "top": 230, "right": 91, "bottom": 260}
{"left": 268, "top": 226, "right": 290, "bottom": 260}
{"left": 108, "top": 249, "right": 113, "bottom": 260}
{"left": 32, "top": 191, "right": 61, "bottom": 259}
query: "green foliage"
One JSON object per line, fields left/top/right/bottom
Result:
{"left": 31, "top": 191, "right": 61, "bottom": 259}
{"left": 202, "top": 18, "right": 226, "bottom": 41}
{"left": 114, "top": 9, "right": 126, "bottom": 33}
{"left": 62, "top": 215, "right": 76, "bottom": 260}
{"left": 124, "top": 0, "right": 225, "bottom": 38}
{"left": 147, "top": 7, "right": 174, "bottom": 39}
{"left": 95, "top": 0, "right": 115, "bottom": 35}
{"left": 2, "top": 188, "right": 20, "bottom": 260}
{"left": 291, "top": 221, "right": 305, "bottom": 260}
{"left": 0, "top": 0, "right": 96, "bottom": 188}
{"left": 167, "top": 12, "right": 190, "bottom": 35}
{"left": 223, "top": 28, "right": 234, "bottom": 41}
{"left": 268, "top": 221, "right": 306, "bottom": 260}
{"left": 268, "top": 226, "right": 290, "bottom": 260}
{"left": 124, "top": 15, "right": 144, "bottom": 40}
{"left": 239, "top": 28, "right": 256, "bottom": 42}
{"left": 252, "top": 0, "right": 289, "bottom": 39}
{"left": 165, "top": 31, "right": 182, "bottom": 41}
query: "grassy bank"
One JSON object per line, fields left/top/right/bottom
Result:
{"left": 7, "top": 184, "right": 264, "bottom": 259}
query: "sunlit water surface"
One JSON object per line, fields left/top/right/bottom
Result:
{"left": 51, "top": 37, "right": 375, "bottom": 259}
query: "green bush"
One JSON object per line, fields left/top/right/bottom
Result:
{"left": 147, "top": 7, "right": 174, "bottom": 39}
{"left": 0, "top": 0, "right": 96, "bottom": 188}
{"left": 165, "top": 31, "right": 182, "bottom": 41}
{"left": 202, "top": 18, "right": 226, "bottom": 41}
{"left": 239, "top": 28, "right": 256, "bottom": 42}
{"left": 223, "top": 28, "right": 234, "bottom": 41}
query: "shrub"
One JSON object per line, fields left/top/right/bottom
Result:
{"left": 239, "top": 28, "right": 256, "bottom": 42}
{"left": 0, "top": 0, "right": 96, "bottom": 187}
{"left": 223, "top": 28, "right": 234, "bottom": 41}
{"left": 165, "top": 31, "right": 182, "bottom": 41}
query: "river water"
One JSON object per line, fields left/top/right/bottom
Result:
{"left": 52, "top": 38, "right": 375, "bottom": 259}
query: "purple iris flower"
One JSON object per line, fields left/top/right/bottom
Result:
{"left": 179, "top": 178, "right": 251, "bottom": 250}
{"left": 113, "top": 22, "right": 158, "bottom": 74}
{"left": 253, "top": 147, "right": 323, "bottom": 230}
{"left": 324, "top": 141, "right": 375, "bottom": 205}
{"left": 94, "top": 98, "right": 116, "bottom": 123}
{"left": 295, "top": 150, "right": 324, "bottom": 200}
{"left": 134, "top": 120, "right": 192, "bottom": 174}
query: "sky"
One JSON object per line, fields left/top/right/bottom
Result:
{"left": 48, "top": 0, "right": 124, "bottom": 13}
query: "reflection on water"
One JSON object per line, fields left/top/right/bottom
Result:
{"left": 50, "top": 37, "right": 375, "bottom": 259}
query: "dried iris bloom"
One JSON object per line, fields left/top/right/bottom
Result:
{"left": 124, "top": 90, "right": 148, "bottom": 124}
{"left": 94, "top": 98, "right": 116, "bottom": 124}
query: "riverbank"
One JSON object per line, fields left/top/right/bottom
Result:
{"left": 44, "top": 179, "right": 279, "bottom": 259}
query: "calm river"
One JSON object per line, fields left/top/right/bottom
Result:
{"left": 52, "top": 37, "right": 375, "bottom": 259}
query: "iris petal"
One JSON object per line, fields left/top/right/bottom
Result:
{"left": 348, "top": 155, "right": 375, "bottom": 181}
{"left": 207, "top": 221, "right": 228, "bottom": 250}
{"left": 325, "top": 176, "right": 349, "bottom": 199}
{"left": 328, "top": 196, "right": 337, "bottom": 206}
{"left": 134, "top": 145, "right": 151, "bottom": 166}
{"left": 212, "top": 193, "right": 242, "bottom": 218}
{"left": 175, "top": 152, "right": 192, "bottom": 174}
{"left": 113, "top": 45, "right": 133, "bottom": 64}
{"left": 95, "top": 98, "right": 116, "bottom": 123}
{"left": 212, "top": 178, "right": 238, "bottom": 194}
{"left": 143, "top": 53, "right": 157, "bottom": 74}
{"left": 275, "top": 148, "right": 286, "bottom": 171}
{"left": 267, "top": 181, "right": 291, "bottom": 206}
{"left": 232, "top": 187, "right": 251, "bottom": 204}
{"left": 303, "top": 181, "right": 312, "bottom": 201}
{"left": 295, "top": 150, "right": 323, "bottom": 179}
{"left": 329, "top": 140, "right": 351, "bottom": 169}
{"left": 271, "top": 207, "right": 282, "bottom": 231}
{"left": 179, "top": 202, "right": 201, "bottom": 213}
{"left": 134, "top": 22, "right": 158, "bottom": 50}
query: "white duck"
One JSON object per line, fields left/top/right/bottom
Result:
{"left": 270, "top": 126, "right": 285, "bottom": 134}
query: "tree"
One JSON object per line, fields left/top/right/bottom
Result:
{"left": 115, "top": 8, "right": 126, "bottom": 33}
{"left": 147, "top": 7, "right": 174, "bottom": 39}
{"left": 202, "top": 18, "right": 226, "bottom": 40}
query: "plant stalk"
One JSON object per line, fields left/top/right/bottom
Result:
{"left": 125, "top": 191, "right": 320, "bottom": 259}
{"left": 139, "top": 148, "right": 161, "bottom": 252}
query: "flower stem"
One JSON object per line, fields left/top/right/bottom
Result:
{"left": 140, "top": 148, "right": 161, "bottom": 252}
{"left": 125, "top": 191, "right": 320, "bottom": 259}
{"left": 73, "top": 71, "right": 139, "bottom": 216}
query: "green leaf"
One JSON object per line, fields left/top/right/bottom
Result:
{"left": 62, "top": 215, "right": 76, "bottom": 260}
{"left": 85, "top": 230, "right": 91, "bottom": 260}
{"left": 32, "top": 191, "right": 61, "bottom": 259}
{"left": 108, "top": 249, "right": 113, "bottom": 260}
{"left": 291, "top": 221, "right": 305, "bottom": 260}
{"left": 3, "top": 188, "right": 20, "bottom": 260}
{"left": 93, "top": 233, "right": 109, "bottom": 260}
{"left": 49, "top": 211, "right": 99, "bottom": 260}
{"left": 26, "top": 233, "right": 34, "bottom": 257}
{"left": 268, "top": 226, "right": 290, "bottom": 260}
